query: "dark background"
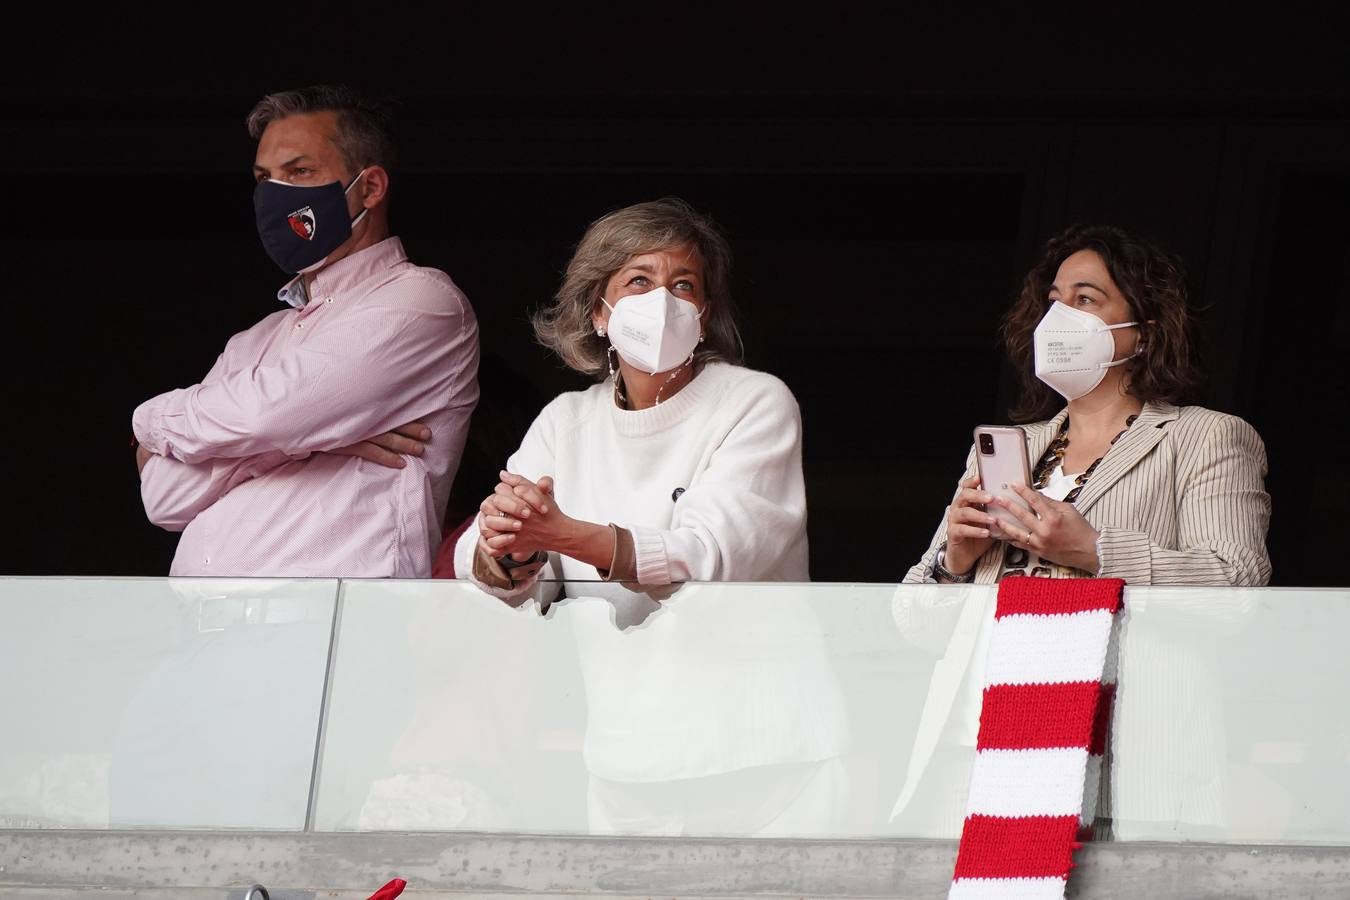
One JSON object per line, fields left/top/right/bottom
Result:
{"left": 2, "top": 11, "right": 1347, "bottom": 584}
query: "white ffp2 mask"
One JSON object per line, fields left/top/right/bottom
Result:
{"left": 601, "top": 287, "right": 704, "bottom": 375}
{"left": 1033, "top": 302, "right": 1138, "bottom": 401}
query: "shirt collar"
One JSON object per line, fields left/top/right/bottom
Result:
{"left": 276, "top": 275, "right": 309, "bottom": 309}
{"left": 275, "top": 236, "right": 408, "bottom": 309}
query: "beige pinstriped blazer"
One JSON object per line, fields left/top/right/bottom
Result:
{"left": 905, "top": 402, "right": 1272, "bottom": 586}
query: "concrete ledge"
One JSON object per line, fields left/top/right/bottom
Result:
{"left": 3, "top": 829, "right": 1350, "bottom": 899}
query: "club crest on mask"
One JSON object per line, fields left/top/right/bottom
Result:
{"left": 287, "top": 207, "right": 316, "bottom": 240}
{"left": 254, "top": 168, "right": 367, "bottom": 274}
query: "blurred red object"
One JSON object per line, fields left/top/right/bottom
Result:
{"left": 432, "top": 514, "right": 476, "bottom": 578}
{"left": 367, "top": 878, "right": 407, "bottom": 899}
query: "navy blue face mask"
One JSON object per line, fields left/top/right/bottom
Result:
{"left": 253, "top": 169, "right": 368, "bottom": 274}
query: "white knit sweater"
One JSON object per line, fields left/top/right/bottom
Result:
{"left": 454, "top": 363, "right": 845, "bottom": 783}
{"left": 454, "top": 361, "right": 810, "bottom": 600}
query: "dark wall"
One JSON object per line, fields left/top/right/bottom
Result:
{"left": 3, "top": 15, "right": 1347, "bottom": 584}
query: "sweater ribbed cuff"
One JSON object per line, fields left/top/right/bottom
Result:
{"left": 462, "top": 515, "right": 543, "bottom": 602}
{"left": 1095, "top": 525, "right": 1152, "bottom": 584}
{"left": 598, "top": 524, "right": 638, "bottom": 582}
{"left": 630, "top": 525, "right": 671, "bottom": 585}
{"left": 471, "top": 544, "right": 516, "bottom": 591}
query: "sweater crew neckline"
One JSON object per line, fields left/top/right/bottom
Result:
{"left": 608, "top": 362, "right": 730, "bottom": 437}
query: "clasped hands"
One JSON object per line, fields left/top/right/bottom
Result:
{"left": 477, "top": 471, "right": 574, "bottom": 561}
{"left": 943, "top": 475, "right": 1102, "bottom": 575}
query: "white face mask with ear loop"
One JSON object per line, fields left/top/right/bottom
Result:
{"left": 599, "top": 286, "right": 705, "bottom": 375}
{"left": 1033, "top": 301, "right": 1140, "bottom": 401}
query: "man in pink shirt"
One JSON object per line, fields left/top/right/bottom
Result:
{"left": 132, "top": 85, "right": 479, "bottom": 577}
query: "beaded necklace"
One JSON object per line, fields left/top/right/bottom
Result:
{"left": 1003, "top": 412, "right": 1140, "bottom": 578}
{"left": 609, "top": 347, "right": 695, "bottom": 409}
{"left": 1031, "top": 413, "right": 1138, "bottom": 505}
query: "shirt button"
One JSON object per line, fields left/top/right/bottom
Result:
{"left": 325, "top": 297, "right": 333, "bottom": 304}
{"left": 296, "top": 323, "right": 303, "bottom": 329}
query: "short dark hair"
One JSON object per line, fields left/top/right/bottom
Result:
{"left": 246, "top": 84, "right": 396, "bottom": 177}
{"left": 1003, "top": 224, "right": 1205, "bottom": 422}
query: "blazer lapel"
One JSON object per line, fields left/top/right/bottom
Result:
{"left": 1071, "top": 401, "right": 1180, "bottom": 516}
{"left": 1024, "top": 409, "right": 1070, "bottom": 467}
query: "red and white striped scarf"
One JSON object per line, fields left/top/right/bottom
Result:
{"left": 948, "top": 576, "right": 1124, "bottom": 899}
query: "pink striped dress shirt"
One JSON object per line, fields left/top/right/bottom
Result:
{"left": 133, "top": 237, "right": 479, "bottom": 577}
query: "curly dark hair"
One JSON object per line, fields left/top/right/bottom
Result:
{"left": 1002, "top": 224, "right": 1205, "bottom": 422}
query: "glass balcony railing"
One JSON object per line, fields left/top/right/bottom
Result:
{"left": 2, "top": 577, "right": 1347, "bottom": 845}
{"left": 0, "top": 577, "right": 336, "bottom": 830}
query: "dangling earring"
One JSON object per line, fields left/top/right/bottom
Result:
{"left": 607, "top": 345, "right": 627, "bottom": 408}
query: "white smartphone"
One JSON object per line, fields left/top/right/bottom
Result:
{"left": 973, "top": 425, "right": 1032, "bottom": 530}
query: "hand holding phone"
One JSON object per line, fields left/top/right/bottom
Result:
{"left": 974, "top": 425, "right": 1032, "bottom": 531}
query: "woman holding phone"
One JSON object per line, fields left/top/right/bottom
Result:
{"left": 906, "top": 224, "right": 1271, "bottom": 585}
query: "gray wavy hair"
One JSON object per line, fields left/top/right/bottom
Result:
{"left": 533, "top": 198, "right": 745, "bottom": 377}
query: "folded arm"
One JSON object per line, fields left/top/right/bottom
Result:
{"left": 139, "top": 450, "right": 291, "bottom": 531}
{"left": 133, "top": 303, "right": 469, "bottom": 464}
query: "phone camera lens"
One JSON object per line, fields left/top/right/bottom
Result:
{"left": 979, "top": 433, "right": 995, "bottom": 454}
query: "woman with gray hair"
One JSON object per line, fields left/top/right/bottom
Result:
{"left": 453, "top": 197, "right": 809, "bottom": 598}
{"left": 451, "top": 200, "right": 846, "bottom": 837}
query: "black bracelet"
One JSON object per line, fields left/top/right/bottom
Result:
{"left": 498, "top": 550, "right": 545, "bottom": 571}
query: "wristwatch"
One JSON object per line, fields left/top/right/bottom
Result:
{"left": 932, "top": 541, "right": 975, "bottom": 583}
{"left": 498, "top": 550, "right": 545, "bottom": 571}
